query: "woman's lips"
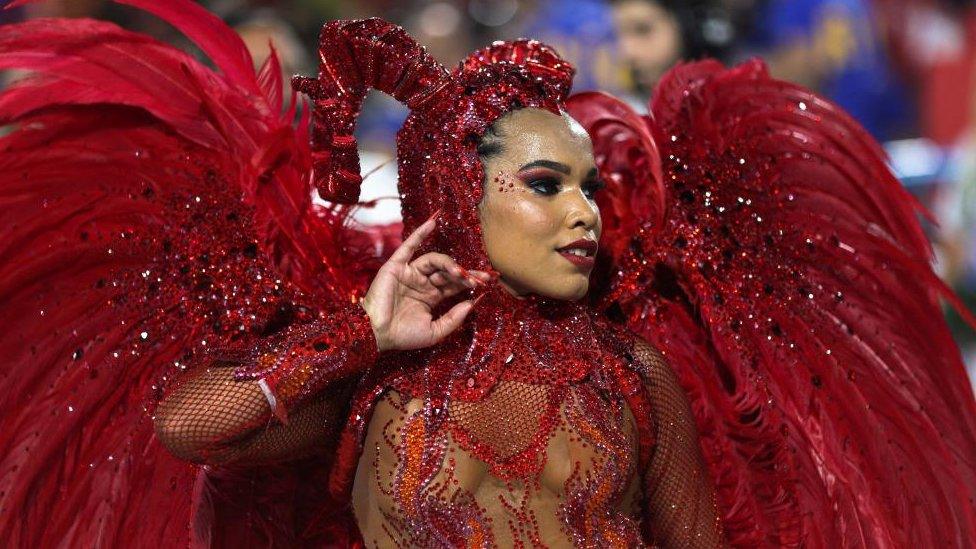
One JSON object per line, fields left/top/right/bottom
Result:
{"left": 556, "top": 239, "right": 598, "bottom": 270}
{"left": 558, "top": 250, "right": 596, "bottom": 270}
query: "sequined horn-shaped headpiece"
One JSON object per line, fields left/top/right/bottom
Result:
{"left": 300, "top": 19, "right": 575, "bottom": 271}
{"left": 395, "top": 38, "right": 576, "bottom": 270}
{"left": 459, "top": 39, "right": 575, "bottom": 93}
{"left": 294, "top": 19, "right": 450, "bottom": 203}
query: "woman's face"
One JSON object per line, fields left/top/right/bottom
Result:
{"left": 477, "top": 108, "right": 603, "bottom": 301}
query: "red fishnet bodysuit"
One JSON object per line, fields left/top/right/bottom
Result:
{"left": 154, "top": 294, "right": 724, "bottom": 547}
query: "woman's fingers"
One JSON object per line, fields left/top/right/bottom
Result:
{"left": 429, "top": 298, "right": 478, "bottom": 343}
{"left": 412, "top": 253, "right": 475, "bottom": 288}
{"left": 403, "top": 271, "right": 469, "bottom": 304}
{"left": 410, "top": 252, "right": 489, "bottom": 293}
{"left": 428, "top": 271, "right": 470, "bottom": 293}
{"left": 388, "top": 209, "right": 440, "bottom": 264}
{"left": 413, "top": 252, "right": 461, "bottom": 278}
{"left": 467, "top": 270, "right": 493, "bottom": 283}
{"left": 428, "top": 271, "right": 451, "bottom": 287}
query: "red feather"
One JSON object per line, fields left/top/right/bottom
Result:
{"left": 0, "top": 3, "right": 379, "bottom": 546}
{"left": 572, "top": 59, "right": 976, "bottom": 547}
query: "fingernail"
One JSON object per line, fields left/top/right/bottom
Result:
{"left": 472, "top": 294, "right": 486, "bottom": 306}
{"left": 429, "top": 208, "right": 443, "bottom": 221}
{"left": 457, "top": 265, "right": 485, "bottom": 287}
{"left": 458, "top": 265, "right": 477, "bottom": 281}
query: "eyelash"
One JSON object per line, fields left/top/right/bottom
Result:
{"left": 527, "top": 178, "right": 606, "bottom": 199}
{"left": 583, "top": 179, "right": 606, "bottom": 199}
{"left": 528, "top": 177, "right": 560, "bottom": 196}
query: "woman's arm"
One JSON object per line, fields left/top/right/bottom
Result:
{"left": 153, "top": 212, "right": 491, "bottom": 467}
{"left": 153, "top": 303, "right": 376, "bottom": 465}
{"left": 633, "top": 338, "right": 725, "bottom": 548}
{"left": 153, "top": 364, "right": 348, "bottom": 465}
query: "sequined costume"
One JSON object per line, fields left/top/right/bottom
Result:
{"left": 1, "top": 1, "right": 975, "bottom": 547}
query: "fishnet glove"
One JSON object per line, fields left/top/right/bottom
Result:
{"left": 633, "top": 339, "right": 725, "bottom": 548}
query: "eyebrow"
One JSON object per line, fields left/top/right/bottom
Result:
{"left": 517, "top": 160, "right": 599, "bottom": 179}
{"left": 517, "top": 160, "right": 571, "bottom": 174}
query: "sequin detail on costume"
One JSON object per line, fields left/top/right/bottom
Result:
{"left": 228, "top": 303, "right": 378, "bottom": 422}
{"left": 356, "top": 379, "right": 644, "bottom": 547}
{"left": 281, "top": 21, "right": 727, "bottom": 544}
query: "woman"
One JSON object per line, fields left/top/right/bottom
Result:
{"left": 155, "top": 103, "right": 723, "bottom": 546}
{"left": 149, "top": 18, "right": 721, "bottom": 544}
{"left": 609, "top": 0, "right": 733, "bottom": 96}
{"left": 1, "top": 2, "right": 974, "bottom": 547}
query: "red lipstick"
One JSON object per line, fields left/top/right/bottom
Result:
{"left": 556, "top": 239, "right": 597, "bottom": 270}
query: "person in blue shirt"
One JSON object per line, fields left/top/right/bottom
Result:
{"left": 753, "top": 0, "right": 915, "bottom": 140}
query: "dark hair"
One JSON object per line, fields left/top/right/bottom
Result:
{"left": 474, "top": 112, "right": 516, "bottom": 197}
{"left": 476, "top": 121, "right": 505, "bottom": 160}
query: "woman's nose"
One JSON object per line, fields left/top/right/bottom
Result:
{"left": 565, "top": 190, "right": 599, "bottom": 230}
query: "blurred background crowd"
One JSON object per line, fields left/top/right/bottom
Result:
{"left": 3, "top": 0, "right": 976, "bottom": 380}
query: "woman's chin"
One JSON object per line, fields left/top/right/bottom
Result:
{"left": 536, "top": 277, "right": 590, "bottom": 301}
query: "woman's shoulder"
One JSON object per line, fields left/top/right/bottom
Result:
{"left": 590, "top": 321, "right": 682, "bottom": 398}
{"left": 591, "top": 315, "right": 666, "bottom": 369}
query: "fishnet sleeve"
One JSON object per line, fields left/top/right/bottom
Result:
{"left": 154, "top": 365, "right": 344, "bottom": 465}
{"left": 231, "top": 301, "right": 379, "bottom": 422}
{"left": 153, "top": 302, "right": 378, "bottom": 466}
{"left": 633, "top": 339, "right": 725, "bottom": 548}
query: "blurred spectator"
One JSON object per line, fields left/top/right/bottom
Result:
{"left": 233, "top": 8, "right": 311, "bottom": 76}
{"left": 928, "top": 19, "right": 976, "bottom": 373}
{"left": 749, "top": 0, "right": 914, "bottom": 140}
{"left": 608, "top": 0, "right": 735, "bottom": 100}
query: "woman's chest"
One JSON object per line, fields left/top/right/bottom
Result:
{"left": 353, "top": 380, "right": 644, "bottom": 547}
{"left": 444, "top": 381, "right": 640, "bottom": 494}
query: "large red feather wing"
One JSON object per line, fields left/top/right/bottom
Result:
{"left": 0, "top": 2, "right": 376, "bottom": 546}
{"left": 570, "top": 60, "right": 976, "bottom": 547}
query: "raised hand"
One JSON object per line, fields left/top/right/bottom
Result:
{"left": 360, "top": 211, "right": 492, "bottom": 352}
